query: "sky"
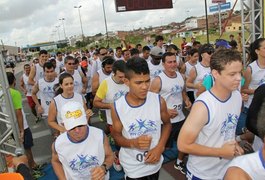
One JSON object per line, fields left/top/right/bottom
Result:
{"left": 0, "top": 0, "right": 241, "bottom": 47}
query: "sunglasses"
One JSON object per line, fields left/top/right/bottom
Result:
{"left": 67, "top": 63, "right": 75, "bottom": 65}
{"left": 100, "top": 52, "right": 107, "bottom": 56}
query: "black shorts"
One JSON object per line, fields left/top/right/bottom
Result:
{"left": 165, "top": 120, "right": 185, "bottom": 148}
{"left": 126, "top": 170, "right": 160, "bottom": 180}
{"left": 23, "top": 128, "right": 33, "bottom": 149}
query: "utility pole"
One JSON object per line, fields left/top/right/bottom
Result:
{"left": 59, "top": 18, "right": 67, "bottom": 40}
{"left": 74, "top": 5, "right": 84, "bottom": 41}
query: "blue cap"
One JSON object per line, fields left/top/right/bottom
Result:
{"left": 215, "top": 39, "right": 231, "bottom": 49}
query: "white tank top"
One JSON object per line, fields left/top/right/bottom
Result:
{"left": 35, "top": 64, "right": 44, "bottom": 82}
{"left": 187, "top": 90, "right": 242, "bottom": 179}
{"left": 244, "top": 61, "right": 265, "bottom": 108}
{"left": 22, "top": 74, "right": 33, "bottom": 96}
{"left": 54, "top": 92, "right": 84, "bottom": 125}
{"left": 228, "top": 149, "right": 265, "bottom": 180}
{"left": 193, "top": 62, "right": 211, "bottom": 98}
{"left": 54, "top": 126, "right": 109, "bottom": 180}
{"left": 56, "top": 59, "right": 64, "bottom": 70}
{"left": 38, "top": 78, "right": 58, "bottom": 116}
{"left": 185, "top": 61, "right": 196, "bottom": 92}
{"left": 97, "top": 69, "right": 111, "bottom": 84}
{"left": 147, "top": 61, "right": 164, "bottom": 80}
{"left": 158, "top": 71, "right": 185, "bottom": 123}
{"left": 114, "top": 92, "right": 163, "bottom": 178}
{"left": 104, "top": 76, "right": 129, "bottom": 125}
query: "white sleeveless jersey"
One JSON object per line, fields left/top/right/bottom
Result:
{"left": 185, "top": 61, "right": 196, "bottom": 92}
{"left": 158, "top": 71, "right": 185, "bottom": 123}
{"left": 104, "top": 76, "right": 129, "bottom": 125}
{"left": 38, "top": 78, "right": 58, "bottom": 117}
{"left": 35, "top": 64, "right": 44, "bottom": 81}
{"left": 114, "top": 92, "right": 163, "bottom": 178}
{"left": 187, "top": 90, "right": 242, "bottom": 179}
{"left": 55, "top": 126, "right": 109, "bottom": 180}
{"left": 22, "top": 74, "right": 33, "bottom": 96}
{"left": 54, "top": 92, "right": 84, "bottom": 126}
{"left": 147, "top": 61, "right": 164, "bottom": 80}
{"left": 85, "top": 64, "right": 92, "bottom": 93}
{"left": 252, "top": 135, "right": 264, "bottom": 151}
{"left": 193, "top": 62, "right": 211, "bottom": 98}
{"left": 97, "top": 69, "right": 111, "bottom": 84}
{"left": 114, "top": 54, "right": 124, "bottom": 61}
{"left": 228, "top": 149, "right": 265, "bottom": 180}
{"left": 244, "top": 61, "right": 265, "bottom": 108}
{"left": 56, "top": 59, "right": 64, "bottom": 70}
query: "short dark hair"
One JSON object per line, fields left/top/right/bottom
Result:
{"left": 190, "top": 48, "right": 199, "bottom": 56}
{"left": 116, "top": 47, "right": 122, "bottom": 51}
{"left": 136, "top": 44, "right": 142, "bottom": 48}
{"left": 130, "top": 48, "right": 139, "bottom": 56}
{"left": 112, "top": 60, "right": 126, "bottom": 74}
{"left": 43, "top": 61, "right": 55, "bottom": 71}
{"left": 142, "top": 46, "right": 150, "bottom": 52}
{"left": 125, "top": 57, "right": 149, "bottom": 79}
{"left": 64, "top": 55, "right": 74, "bottom": 64}
{"left": 167, "top": 44, "right": 179, "bottom": 52}
{"left": 39, "top": 50, "right": 48, "bottom": 56}
{"left": 6, "top": 72, "right": 15, "bottom": 85}
{"left": 155, "top": 35, "right": 164, "bottom": 42}
{"left": 101, "top": 56, "right": 115, "bottom": 68}
{"left": 199, "top": 44, "right": 215, "bottom": 61}
{"left": 257, "top": 97, "right": 265, "bottom": 139}
{"left": 56, "top": 51, "right": 62, "bottom": 56}
{"left": 210, "top": 49, "right": 242, "bottom": 73}
{"left": 249, "top": 38, "right": 265, "bottom": 62}
{"left": 162, "top": 52, "right": 175, "bottom": 63}
{"left": 82, "top": 56, "right": 87, "bottom": 61}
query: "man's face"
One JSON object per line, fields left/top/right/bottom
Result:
{"left": 103, "top": 64, "right": 113, "bottom": 74}
{"left": 114, "top": 70, "right": 125, "bottom": 84}
{"left": 57, "top": 53, "right": 63, "bottom": 61}
{"left": 116, "top": 49, "right": 122, "bottom": 57}
{"left": 65, "top": 59, "right": 75, "bottom": 71}
{"left": 137, "top": 45, "right": 142, "bottom": 53}
{"left": 124, "top": 73, "right": 150, "bottom": 100}
{"left": 39, "top": 53, "right": 48, "bottom": 64}
{"left": 24, "top": 66, "right": 31, "bottom": 75}
{"left": 99, "top": 49, "right": 108, "bottom": 61}
{"left": 213, "top": 61, "right": 242, "bottom": 92}
{"left": 163, "top": 55, "right": 177, "bottom": 73}
{"left": 142, "top": 50, "right": 150, "bottom": 60}
{"left": 157, "top": 40, "right": 163, "bottom": 48}
{"left": 44, "top": 67, "right": 55, "bottom": 80}
{"left": 123, "top": 51, "right": 131, "bottom": 61}
{"left": 68, "top": 125, "right": 88, "bottom": 142}
{"left": 151, "top": 55, "right": 162, "bottom": 64}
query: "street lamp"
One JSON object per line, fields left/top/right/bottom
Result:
{"left": 55, "top": 25, "right": 61, "bottom": 41}
{"left": 74, "top": 5, "right": 84, "bottom": 41}
{"left": 101, "top": 0, "right": 109, "bottom": 47}
{"left": 59, "top": 18, "right": 67, "bottom": 40}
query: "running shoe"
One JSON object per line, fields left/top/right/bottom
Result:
{"left": 174, "top": 161, "right": 187, "bottom": 175}
{"left": 113, "top": 152, "right": 122, "bottom": 172}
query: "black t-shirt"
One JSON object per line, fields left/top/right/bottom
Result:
{"left": 246, "top": 84, "right": 265, "bottom": 137}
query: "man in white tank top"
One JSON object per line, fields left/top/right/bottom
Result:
{"left": 62, "top": 55, "right": 87, "bottom": 95}
{"left": 32, "top": 62, "right": 58, "bottom": 126}
{"left": 111, "top": 57, "right": 171, "bottom": 179}
{"left": 51, "top": 101, "right": 114, "bottom": 180}
{"left": 178, "top": 49, "right": 244, "bottom": 179}
{"left": 20, "top": 64, "right": 37, "bottom": 118}
{"left": 224, "top": 96, "right": 265, "bottom": 180}
{"left": 147, "top": 47, "right": 164, "bottom": 80}
{"left": 150, "top": 52, "right": 192, "bottom": 175}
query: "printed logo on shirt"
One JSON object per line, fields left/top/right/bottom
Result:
{"left": 170, "top": 84, "right": 183, "bottom": 96}
{"left": 128, "top": 119, "right": 157, "bottom": 136}
{"left": 113, "top": 90, "right": 127, "bottom": 101}
{"left": 220, "top": 113, "right": 239, "bottom": 141}
{"left": 258, "top": 78, "right": 265, "bottom": 86}
{"left": 153, "top": 69, "right": 162, "bottom": 77}
{"left": 69, "top": 154, "right": 99, "bottom": 174}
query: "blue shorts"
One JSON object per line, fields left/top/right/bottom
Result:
{"left": 23, "top": 128, "right": 33, "bottom": 149}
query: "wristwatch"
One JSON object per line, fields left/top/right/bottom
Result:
{"left": 101, "top": 163, "right": 109, "bottom": 174}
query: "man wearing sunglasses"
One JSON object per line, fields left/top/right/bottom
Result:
{"left": 148, "top": 46, "right": 164, "bottom": 80}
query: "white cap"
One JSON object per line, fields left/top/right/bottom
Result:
{"left": 184, "top": 42, "right": 193, "bottom": 47}
{"left": 61, "top": 101, "right": 87, "bottom": 130}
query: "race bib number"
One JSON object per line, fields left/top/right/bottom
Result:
{"left": 136, "top": 151, "right": 148, "bottom": 162}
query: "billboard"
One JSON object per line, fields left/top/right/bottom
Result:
{"left": 115, "top": 0, "right": 173, "bottom": 12}
{"left": 212, "top": 0, "right": 226, "bottom": 3}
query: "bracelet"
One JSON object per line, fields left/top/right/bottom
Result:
{"left": 101, "top": 163, "right": 108, "bottom": 174}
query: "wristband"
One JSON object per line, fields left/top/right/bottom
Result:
{"left": 101, "top": 163, "right": 108, "bottom": 174}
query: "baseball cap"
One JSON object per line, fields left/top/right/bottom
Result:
{"left": 80, "top": 60, "right": 88, "bottom": 68}
{"left": 61, "top": 101, "right": 87, "bottom": 130}
{"left": 150, "top": 47, "right": 163, "bottom": 57}
{"left": 184, "top": 42, "right": 193, "bottom": 47}
{"left": 215, "top": 39, "right": 231, "bottom": 49}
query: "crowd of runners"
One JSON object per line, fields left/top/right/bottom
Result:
{"left": 2, "top": 35, "right": 265, "bottom": 180}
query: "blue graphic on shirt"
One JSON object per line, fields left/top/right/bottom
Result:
{"left": 258, "top": 78, "right": 265, "bottom": 86}
{"left": 170, "top": 84, "right": 182, "bottom": 96}
{"left": 113, "top": 90, "right": 127, "bottom": 101}
{"left": 220, "top": 113, "right": 239, "bottom": 141}
{"left": 128, "top": 119, "right": 157, "bottom": 136}
{"left": 43, "top": 86, "right": 55, "bottom": 98}
{"left": 69, "top": 155, "right": 99, "bottom": 172}
{"left": 153, "top": 69, "right": 162, "bottom": 77}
